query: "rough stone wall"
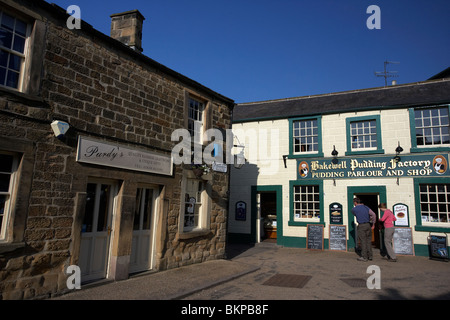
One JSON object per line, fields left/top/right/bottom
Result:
{"left": 0, "top": 2, "right": 232, "bottom": 300}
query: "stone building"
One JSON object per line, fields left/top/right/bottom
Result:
{"left": 229, "top": 75, "right": 450, "bottom": 257}
{"left": 0, "top": 0, "right": 234, "bottom": 299}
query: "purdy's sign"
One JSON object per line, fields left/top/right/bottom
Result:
{"left": 298, "top": 154, "right": 449, "bottom": 180}
{"left": 76, "top": 136, "right": 173, "bottom": 176}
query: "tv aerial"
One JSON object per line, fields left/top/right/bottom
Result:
{"left": 375, "top": 60, "right": 400, "bottom": 86}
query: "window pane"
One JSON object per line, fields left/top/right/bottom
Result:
{"left": 134, "top": 188, "right": 143, "bottom": 230}
{"left": 13, "top": 35, "right": 25, "bottom": 53}
{"left": 0, "top": 28, "right": 13, "bottom": 48}
{"left": 8, "top": 54, "right": 20, "bottom": 71}
{"left": 0, "top": 173, "right": 11, "bottom": 192}
{"left": 1, "top": 13, "right": 14, "bottom": 31}
{"left": 15, "top": 19, "right": 27, "bottom": 36}
{"left": 6, "top": 70, "right": 19, "bottom": 88}
{"left": 0, "top": 50, "right": 7, "bottom": 67}
{"left": 0, "top": 194, "right": 7, "bottom": 231}
{"left": 0, "top": 154, "right": 13, "bottom": 172}
{"left": 97, "top": 184, "right": 110, "bottom": 232}
{"left": 142, "top": 189, "right": 153, "bottom": 230}
{"left": 83, "top": 183, "right": 96, "bottom": 233}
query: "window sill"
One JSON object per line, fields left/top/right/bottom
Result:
{"left": 0, "top": 242, "right": 26, "bottom": 255}
{"left": 414, "top": 225, "right": 450, "bottom": 233}
{"left": 345, "top": 149, "right": 385, "bottom": 156}
{"left": 410, "top": 146, "right": 450, "bottom": 153}
{"left": 177, "top": 229, "right": 211, "bottom": 240}
{"left": 288, "top": 152, "right": 324, "bottom": 159}
{"left": 288, "top": 221, "right": 325, "bottom": 227}
{"left": 0, "top": 86, "right": 45, "bottom": 107}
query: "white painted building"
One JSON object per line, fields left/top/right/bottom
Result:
{"left": 228, "top": 77, "right": 450, "bottom": 258}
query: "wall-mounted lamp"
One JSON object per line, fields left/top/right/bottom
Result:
{"left": 331, "top": 145, "right": 338, "bottom": 158}
{"left": 282, "top": 155, "right": 288, "bottom": 168}
{"left": 233, "top": 145, "right": 246, "bottom": 169}
{"left": 331, "top": 145, "right": 339, "bottom": 164}
{"left": 394, "top": 141, "right": 403, "bottom": 162}
{"left": 51, "top": 120, "right": 70, "bottom": 139}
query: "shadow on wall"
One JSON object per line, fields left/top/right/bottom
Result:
{"left": 227, "top": 162, "right": 260, "bottom": 245}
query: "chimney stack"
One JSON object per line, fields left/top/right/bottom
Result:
{"left": 110, "top": 10, "right": 145, "bottom": 53}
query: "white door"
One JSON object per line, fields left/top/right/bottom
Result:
{"left": 79, "top": 182, "right": 117, "bottom": 282}
{"left": 256, "top": 193, "right": 262, "bottom": 243}
{"left": 129, "top": 187, "right": 158, "bottom": 274}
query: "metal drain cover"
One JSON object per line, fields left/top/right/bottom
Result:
{"left": 340, "top": 278, "right": 367, "bottom": 288}
{"left": 262, "top": 274, "right": 312, "bottom": 289}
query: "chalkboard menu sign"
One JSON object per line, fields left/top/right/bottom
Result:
{"left": 393, "top": 227, "right": 414, "bottom": 256}
{"left": 428, "top": 234, "right": 448, "bottom": 261}
{"left": 307, "top": 224, "right": 324, "bottom": 250}
{"left": 329, "top": 225, "right": 347, "bottom": 251}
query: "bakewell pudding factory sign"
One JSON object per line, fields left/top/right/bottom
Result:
{"left": 298, "top": 154, "right": 449, "bottom": 180}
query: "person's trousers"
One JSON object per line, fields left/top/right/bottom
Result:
{"left": 358, "top": 223, "right": 373, "bottom": 259}
{"left": 384, "top": 227, "right": 396, "bottom": 259}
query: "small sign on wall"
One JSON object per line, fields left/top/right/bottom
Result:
{"left": 235, "top": 201, "right": 246, "bottom": 221}
{"left": 393, "top": 203, "right": 409, "bottom": 227}
{"left": 329, "top": 202, "right": 343, "bottom": 224}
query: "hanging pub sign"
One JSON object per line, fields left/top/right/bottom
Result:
{"left": 329, "top": 202, "right": 343, "bottom": 224}
{"left": 297, "top": 154, "right": 449, "bottom": 180}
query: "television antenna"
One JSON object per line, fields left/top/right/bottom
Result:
{"left": 375, "top": 60, "right": 400, "bottom": 86}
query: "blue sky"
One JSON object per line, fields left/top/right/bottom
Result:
{"left": 49, "top": 0, "right": 449, "bottom": 103}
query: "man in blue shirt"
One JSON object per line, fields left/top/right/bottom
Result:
{"left": 352, "top": 197, "right": 375, "bottom": 261}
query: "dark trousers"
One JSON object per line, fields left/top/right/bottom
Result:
{"left": 358, "top": 223, "right": 373, "bottom": 259}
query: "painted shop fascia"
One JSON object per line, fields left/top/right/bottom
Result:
{"left": 299, "top": 154, "right": 448, "bottom": 180}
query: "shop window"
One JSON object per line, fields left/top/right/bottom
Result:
{"left": 419, "top": 184, "right": 450, "bottom": 224}
{"left": 289, "top": 116, "right": 323, "bottom": 158}
{"left": 289, "top": 180, "right": 323, "bottom": 226}
{"left": 410, "top": 105, "right": 450, "bottom": 152}
{"left": 0, "top": 10, "right": 29, "bottom": 91}
{"left": 183, "top": 178, "right": 205, "bottom": 231}
{"left": 345, "top": 115, "right": 384, "bottom": 155}
{"left": 0, "top": 152, "right": 18, "bottom": 240}
{"left": 293, "top": 185, "right": 320, "bottom": 220}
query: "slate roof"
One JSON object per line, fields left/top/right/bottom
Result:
{"left": 233, "top": 79, "right": 450, "bottom": 123}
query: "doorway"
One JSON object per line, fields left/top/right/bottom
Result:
{"left": 355, "top": 193, "right": 380, "bottom": 248}
{"left": 347, "top": 186, "right": 386, "bottom": 251}
{"left": 259, "top": 192, "right": 277, "bottom": 241}
{"left": 251, "top": 185, "right": 282, "bottom": 244}
{"left": 79, "top": 180, "right": 118, "bottom": 283}
{"left": 129, "top": 187, "right": 159, "bottom": 274}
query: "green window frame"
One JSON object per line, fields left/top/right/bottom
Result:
{"left": 414, "top": 177, "right": 450, "bottom": 233}
{"left": 345, "top": 115, "right": 384, "bottom": 155}
{"left": 409, "top": 105, "right": 450, "bottom": 153}
{"left": 288, "top": 116, "right": 323, "bottom": 158}
{"left": 289, "top": 180, "right": 324, "bottom": 227}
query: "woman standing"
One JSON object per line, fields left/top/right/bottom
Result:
{"left": 378, "top": 203, "right": 397, "bottom": 262}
